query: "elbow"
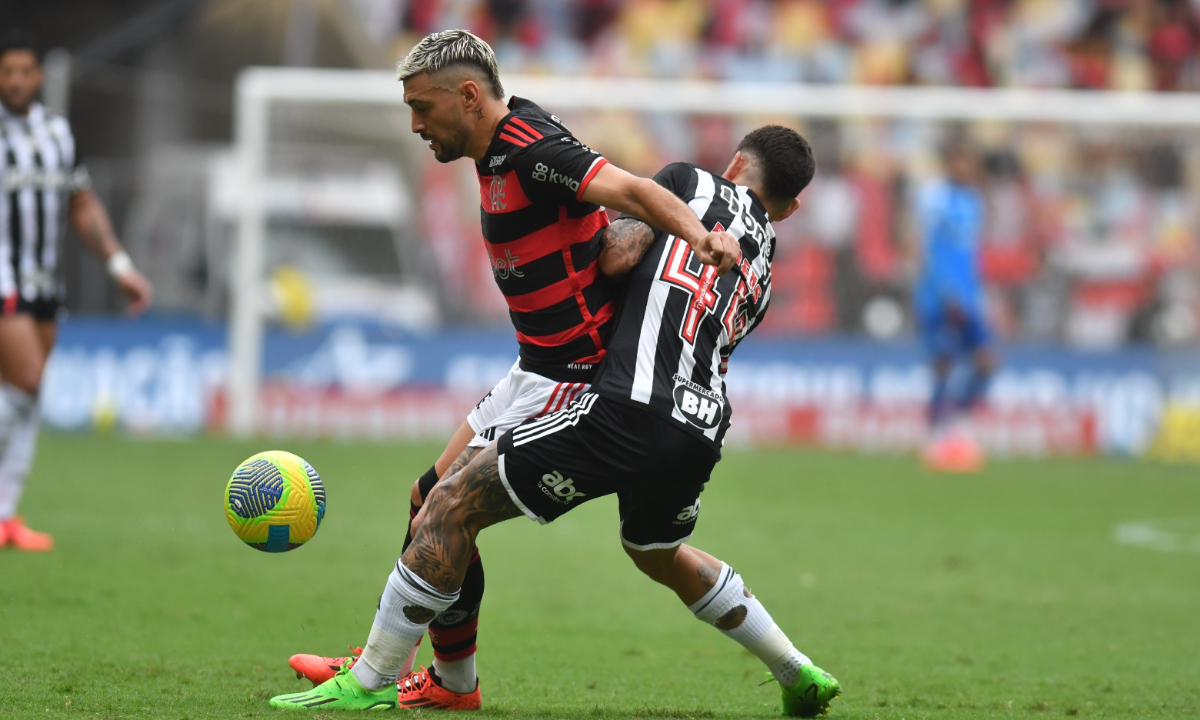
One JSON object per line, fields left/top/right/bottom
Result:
{"left": 598, "top": 253, "right": 629, "bottom": 279}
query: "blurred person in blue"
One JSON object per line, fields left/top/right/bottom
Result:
{"left": 912, "top": 138, "right": 994, "bottom": 472}
{"left": 0, "top": 30, "right": 153, "bottom": 550}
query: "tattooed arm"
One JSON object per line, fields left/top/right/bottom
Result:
{"left": 598, "top": 217, "right": 658, "bottom": 279}
{"left": 68, "top": 189, "right": 153, "bottom": 314}
{"left": 402, "top": 444, "right": 523, "bottom": 593}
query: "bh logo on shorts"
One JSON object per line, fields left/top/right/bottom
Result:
{"left": 673, "top": 499, "right": 700, "bottom": 525}
{"left": 672, "top": 374, "right": 724, "bottom": 430}
{"left": 541, "top": 470, "right": 586, "bottom": 505}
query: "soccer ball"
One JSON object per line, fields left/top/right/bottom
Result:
{"left": 224, "top": 450, "right": 326, "bottom": 552}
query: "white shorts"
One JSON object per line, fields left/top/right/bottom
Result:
{"left": 466, "top": 360, "right": 590, "bottom": 449}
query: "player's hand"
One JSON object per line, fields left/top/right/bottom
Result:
{"left": 690, "top": 231, "right": 741, "bottom": 276}
{"left": 115, "top": 268, "right": 153, "bottom": 316}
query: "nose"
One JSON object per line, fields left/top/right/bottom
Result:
{"left": 411, "top": 114, "right": 425, "bottom": 135}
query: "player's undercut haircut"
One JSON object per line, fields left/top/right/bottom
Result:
{"left": 0, "top": 29, "right": 41, "bottom": 64}
{"left": 736, "top": 125, "right": 816, "bottom": 205}
{"left": 396, "top": 29, "right": 504, "bottom": 99}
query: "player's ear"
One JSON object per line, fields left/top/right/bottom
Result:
{"left": 772, "top": 197, "right": 801, "bottom": 223}
{"left": 722, "top": 152, "right": 746, "bottom": 180}
{"left": 459, "top": 77, "right": 482, "bottom": 112}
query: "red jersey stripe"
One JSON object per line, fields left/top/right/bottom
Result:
{"left": 575, "top": 157, "right": 610, "bottom": 201}
{"left": 502, "top": 123, "right": 538, "bottom": 145}
{"left": 508, "top": 117, "right": 544, "bottom": 140}
{"left": 504, "top": 262, "right": 600, "bottom": 313}
{"left": 484, "top": 210, "right": 609, "bottom": 268}
{"left": 539, "top": 383, "right": 565, "bottom": 417}
{"left": 498, "top": 133, "right": 529, "bottom": 147}
{"left": 516, "top": 301, "right": 615, "bottom": 348}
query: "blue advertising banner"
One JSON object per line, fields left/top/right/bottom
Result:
{"left": 41, "top": 316, "right": 1200, "bottom": 457}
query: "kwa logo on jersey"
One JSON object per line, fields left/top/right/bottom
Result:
{"left": 531, "top": 162, "right": 580, "bottom": 193}
{"left": 672, "top": 374, "right": 724, "bottom": 430}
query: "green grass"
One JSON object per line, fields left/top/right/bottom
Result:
{"left": 1, "top": 434, "right": 1198, "bottom": 719}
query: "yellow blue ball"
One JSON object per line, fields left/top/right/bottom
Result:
{"left": 225, "top": 450, "right": 325, "bottom": 552}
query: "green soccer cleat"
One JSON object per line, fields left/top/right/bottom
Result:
{"left": 774, "top": 664, "right": 841, "bottom": 717}
{"left": 269, "top": 662, "right": 396, "bottom": 711}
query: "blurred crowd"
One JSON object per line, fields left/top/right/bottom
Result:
{"left": 364, "top": 0, "right": 1200, "bottom": 91}
{"left": 346, "top": 0, "right": 1200, "bottom": 347}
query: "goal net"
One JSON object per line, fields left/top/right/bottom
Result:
{"left": 229, "top": 68, "right": 1200, "bottom": 453}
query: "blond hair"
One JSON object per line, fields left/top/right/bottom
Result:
{"left": 396, "top": 29, "right": 504, "bottom": 99}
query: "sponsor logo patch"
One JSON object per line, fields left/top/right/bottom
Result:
{"left": 671, "top": 374, "right": 724, "bottom": 430}
{"left": 540, "top": 470, "right": 586, "bottom": 505}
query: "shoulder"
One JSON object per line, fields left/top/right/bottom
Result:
{"left": 496, "top": 97, "right": 573, "bottom": 151}
{"left": 654, "top": 161, "right": 699, "bottom": 187}
{"left": 43, "top": 111, "right": 74, "bottom": 139}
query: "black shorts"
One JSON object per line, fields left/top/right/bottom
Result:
{"left": 497, "top": 393, "right": 718, "bottom": 550}
{"left": 1, "top": 294, "right": 60, "bottom": 321}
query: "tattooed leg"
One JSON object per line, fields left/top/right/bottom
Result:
{"left": 402, "top": 444, "right": 521, "bottom": 594}
{"left": 356, "top": 445, "right": 518, "bottom": 690}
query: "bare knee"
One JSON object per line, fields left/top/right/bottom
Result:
{"left": 624, "top": 545, "right": 679, "bottom": 584}
{"left": 3, "top": 365, "right": 42, "bottom": 394}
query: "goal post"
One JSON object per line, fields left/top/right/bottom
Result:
{"left": 229, "top": 67, "right": 1200, "bottom": 437}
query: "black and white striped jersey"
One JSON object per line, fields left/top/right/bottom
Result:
{"left": 591, "top": 162, "right": 775, "bottom": 453}
{"left": 0, "top": 101, "right": 89, "bottom": 308}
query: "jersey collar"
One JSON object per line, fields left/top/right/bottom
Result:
{"left": 744, "top": 186, "right": 769, "bottom": 218}
{"left": 0, "top": 101, "right": 45, "bottom": 123}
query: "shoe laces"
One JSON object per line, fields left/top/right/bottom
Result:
{"left": 327, "top": 646, "right": 363, "bottom": 663}
{"left": 398, "top": 667, "right": 434, "bottom": 694}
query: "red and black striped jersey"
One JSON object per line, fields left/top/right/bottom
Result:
{"left": 475, "top": 97, "right": 615, "bottom": 383}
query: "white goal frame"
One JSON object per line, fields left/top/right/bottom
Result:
{"left": 230, "top": 67, "right": 1200, "bottom": 437}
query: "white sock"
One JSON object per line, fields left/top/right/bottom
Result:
{"left": 432, "top": 655, "right": 476, "bottom": 693}
{"left": 689, "top": 563, "right": 811, "bottom": 686}
{"left": 0, "top": 393, "right": 38, "bottom": 521}
{"left": 398, "top": 643, "right": 419, "bottom": 679}
{"left": 353, "top": 562, "right": 459, "bottom": 691}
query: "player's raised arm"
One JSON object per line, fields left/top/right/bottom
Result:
{"left": 582, "top": 163, "right": 740, "bottom": 276}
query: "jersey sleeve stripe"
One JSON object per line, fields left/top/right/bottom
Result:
{"left": 498, "top": 132, "right": 530, "bottom": 147}
{"left": 504, "top": 262, "right": 600, "bottom": 312}
{"left": 499, "top": 123, "right": 537, "bottom": 144}
{"left": 575, "top": 157, "right": 609, "bottom": 201}
{"left": 502, "top": 123, "right": 538, "bottom": 145}
{"left": 516, "top": 300, "right": 615, "bottom": 347}
{"left": 508, "top": 117, "right": 544, "bottom": 140}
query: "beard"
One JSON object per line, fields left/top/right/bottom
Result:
{"left": 431, "top": 118, "right": 471, "bottom": 163}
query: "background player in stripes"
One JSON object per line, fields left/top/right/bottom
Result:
{"left": 285, "top": 29, "right": 738, "bottom": 710}
{"left": 269, "top": 127, "right": 842, "bottom": 717}
{"left": 0, "top": 30, "right": 152, "bottom": 551}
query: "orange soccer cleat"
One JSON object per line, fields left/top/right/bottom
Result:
{"left": 398, "top": 667, "right": 481, "bottom": 711}
{"left": 1, "top": 516, "right": 54, "bottom": 551}
{"left": 921, "top": 430, "right": 985, "bottom": 473}
{"left": 289, "top": 648, "right": 361, "bottom": 686}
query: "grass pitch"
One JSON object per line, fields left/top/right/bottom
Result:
{"left": 1, "top": 433, "right": 1197, "bottom": 719}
